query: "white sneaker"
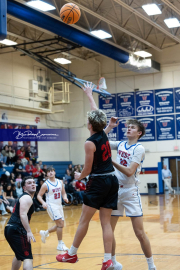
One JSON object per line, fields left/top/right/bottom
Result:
{"left": 149, "top": 267, "right": 157, "bottom": 270}
{"left": 40, "top": 230, "right": 49, "bottom": 243}
{"left": 57, "top": 242, "right": 68, "bottom": 251}
{"left": 114, "top": 261, "right": 123, "bottom": 270}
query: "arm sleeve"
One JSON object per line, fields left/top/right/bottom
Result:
{"left": 109, "top": 141, "right": 121, "bottom": 150}
{"left": 132, "top": 145, "right": 145, "bottom": 165}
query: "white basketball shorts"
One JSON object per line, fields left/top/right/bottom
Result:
{"left": 47, "top": 204, "right": 64, "bottom": 221}
{"left": 111, "top": 185, "right": 143, "bottom": 217}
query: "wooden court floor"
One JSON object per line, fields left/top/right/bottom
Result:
{"left": 0, "top": 193, "right": 180, "bottom": 270}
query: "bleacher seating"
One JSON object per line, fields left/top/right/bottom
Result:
{"left": 0, "top": 167, "right": 13, "bottom": 177}
{"left": 44, "top": 161, "right": 72, "bottom": 179}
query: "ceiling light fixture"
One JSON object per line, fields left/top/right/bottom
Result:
{"left": 142, "top": 4, "right": 162, "bottom": 16}
{"left": 90, "top": 30, "right": 112, "bottom": 39}
{"left": 164, "top": 18, "right": 180, "bottom": 28}
{"left": 27, "top": 0, "right": 56, "bottom": 12}
{"left": 134, "top": 51, "right": 152, "bottom": 58}
{"left": 54, "top": 58, "right": 72, "bottom": 65}
{"left": 0, "top": 39, "right": 18, "bottom": 46}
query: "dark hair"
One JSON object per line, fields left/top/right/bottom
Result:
{"left": 47, "top": 166, "right": 55, "bottom": 173}
{"left": 126, "top": 119, "right": 146, "bottom": 139}
{"left": 21, "top": 176, "right": 34, "bottom": 188}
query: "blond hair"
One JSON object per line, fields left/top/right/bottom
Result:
{"left": 87, "top": 109, "right": 107, "bottom": 132}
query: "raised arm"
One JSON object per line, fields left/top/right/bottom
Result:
{"left": 104, "top": 117, "right": 119, "bottom": 134}
{"left": 82, "top": 82, "right": 98, "bottom": 111}
{"left": 19, "top": 195, "right": 36, "bottom": 243}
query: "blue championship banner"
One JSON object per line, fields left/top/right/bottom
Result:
{"left": 156, "top": 116, "right": 175, "bottom": 140}
{"left": 175, "top": 88, "right": 180, "bottom": 113}
{"left": 176, "top": 115, "right": 180, "bottom": 139}
{"left": 137, "top": 117, "right": 155, "bottom": 141}
{"left": 118, "top": 119, "right": 128, "bottom": 141}
{"left": 106, "top": 117, "right": 118, "bottom": 141}
{"left": 99, "top": 94, "right": 117, "bottom": 117}
{"left": 155, "top": 88, "right": 174, "bottom": 114}
{"left": 117, "top": 92, "right": 135, "bottom": 117}
{"left": 136, "top": 90, "right": 154, "bottom": 116}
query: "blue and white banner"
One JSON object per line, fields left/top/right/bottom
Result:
{"left": 136, "top": 90, "right": 154, "bottom": 116}
{"left": 118, "top": 119, "right": 128, "bottom": 141}
{"left": 155, "top": 89, "right": 174, "bottom": 114}
{"left": 117, "top": 92, "right": 135, "bottom": 117}
{"left": 176, "top": 115, "right": 180, "bottom": 139}
{"left": 137, "top": 117, "right": 155, "bottom": 141}
{"left": 106, "top": 117, "right": 118, "bottom": 141}
{"left": 99, "top": 94, "right": 116, "bottom": 117}
{"left": 175, "top": 88, "right": 180, "bottom": 113}
{"left": 156, "top": 116, "right": 175, "bottom": 140}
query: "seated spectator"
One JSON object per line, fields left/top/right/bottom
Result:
{"left": 6, "top": 146, "right": 15, "bottom": 166}
{"left": 75, "top": 179, "right": 86, "bottom": 192}
{"left": 13, "top": 158, "right": 28, "bottom": 178}
{"left": 77, "top": 164, "right": 82, "bottom": 172}
{"left": 25, "top": 160, "right": 34, "bottom": 175}
{"left": 0, "top": 197, "right": 9, "bottom": 216}
{"left": 25, "top": 146, "right": 36, "bottom": 164}
{"left": 0, "top": 184, "right": 13, "bottom": 213}
{"left": 16, "top": 182, "right": 23, "bottom": 198}
{"left": 16, "top": 146, "right": 28, "bottom": 167}
{"left": 65, "top": 164, "right": 73, "bottom": 183}
{"left": 0, "top": 152, "right": 4, "bottom": 169}
{"left": 38, "top": 160, "right": 43, "bottom": 169}
{"left": 42, "top": 164, "right": 47, "bottom": 178}
{"left": 12, "top": 185, "right": 18, "bottom": 199}
{"left": 3, "top": 183, "right": 16, "bottom": 207}
{"left": 33, "top": 163, "right": 45, "bottom": 182}
{"left": 69, "top": 180, "right": 84, "bottom": 204}
{"left": 1, "top": 145, "right": 9, "bottom": 166}
{"left": 9, "top": 172, "right": 16, "bottom": 187}
{"left": 15, "top": 173, "right": 22, "bottom": 184}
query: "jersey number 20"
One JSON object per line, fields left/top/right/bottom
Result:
{"left": 101, "top": 141, "right": 111, "bottom": 161}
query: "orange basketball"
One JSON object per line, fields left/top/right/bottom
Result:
{"left": 60, "top": 3, "right": 81, "bottom": 25}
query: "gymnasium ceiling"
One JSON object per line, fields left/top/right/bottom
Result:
{"left": 2, "top": 0, "right": 180, "bottom": 63}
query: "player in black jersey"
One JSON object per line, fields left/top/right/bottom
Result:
{"left": 4, "top": 176, "right": 36, "bottom": 270}
{"left": 56, "top": 83, "right": 119, "bottom": 270}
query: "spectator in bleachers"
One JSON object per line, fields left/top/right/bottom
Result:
{"left": 9, "top": 173, "right": 15, "bottom": 187}
{"left": 42, "top": 164, "right": 47, "bottom": 178}
{"left": 6, "top": 146, "right": 15, "bottom": 166}
{"left": 3, "top": 183, "right": 16, "bottom": 207}
{"left": 0, "top": 197, "right": 9, "bottom": 216}
{"left": 0, "top": 152, "right": 4, "bottom": 169}
{"left": 69, "top": 180, "right": 84, "bottom": 204}
{"left": 25, "top": 145, "right": 36, "bottom": 164}
{"left": 16, "top": 181, "right": 23, "bottom": 198}
{"left": 75, "top": 179, "right": 86, "bottom": 203}
{"left": 16, "top": 146, "right": 28, "bottom": 167}
{"left": 33, "top": 163, "right": 45, "bottom": 182}
{"left": 66, "top": 164, "right": 73, "bottom": 182}
{"left": 1, "top": 145, "right": 9, "bottom": 166}
{"left": 25, "top": 160, "right": 34, "bottom": 175}
{"left": 38, "top": 160, "right": 43, "bottom": 169}
{"left": 0, "top": 184, "right": 13, "bottom": 213}
{"left": 12, "top": 185, "right": 18, "bottom": 199}
{"left": 15, "top": 173, "right": 22, "bottom": 185}
{"left": 13, "top": 158, "right": 28, "bottom": 178}
{"left": 77, "top": 164, "right": 82, "bottom": 173}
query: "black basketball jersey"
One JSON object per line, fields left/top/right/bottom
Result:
{"left": 8, "top": 192, "right": 34, "bottom": 232}
{"left": 86, "top": 130, "right": 114, "bottom": 174}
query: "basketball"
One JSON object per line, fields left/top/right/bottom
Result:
{"left": 60, "top": 3, "right": 81, "bottom": 25}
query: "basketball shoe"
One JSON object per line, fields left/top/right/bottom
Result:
{"left": 149, "top": 267, "right": 156, "bottom": 270}
{"left": 114, "top": 261, "right": 123, "bottom": 270}
{"left": 101, "top": 260, "right": 114, "bottom": 270}
{"left": 40, "top": 230, "right": 49, "bottom": 243}
{"left": 56, "top": 252, "right": 78, "bottom": 263}
{"left": 57, "top": 241, "right": 68, "bottom": 251}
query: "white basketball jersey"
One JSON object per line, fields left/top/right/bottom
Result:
{"left": 110, "top": 141, "right": 145, "bottom": 185}
{"left": 45, "top": 178, "right": 63, "bottom": 207}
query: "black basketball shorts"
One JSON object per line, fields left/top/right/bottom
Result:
{"left": 83, "top": 174, "right": 119, "bottom": 210}
{"left": 4, "top": 225, "right": 33, "bottom": 261}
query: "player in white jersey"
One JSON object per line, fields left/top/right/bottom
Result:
{"left": 105, "top": 118, "right": 156, "bottom": 270}
{"left": 37, "top": 166, "right": 69, "bottom": 251}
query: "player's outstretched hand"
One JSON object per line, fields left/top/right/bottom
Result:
{"left": 82, "top": 82, "right": 94, "bottom": 96}
{"left": 74, "top": 172, "right": 81, "bottom": 180}
{"left": 42, "top": 202, "right": 47, "bottom": 209}
{"left": 108, "top": 117, "right": 119, "bottom": 128}
{"left": 27, "top": 231, "right": 36, "bottom": 243}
